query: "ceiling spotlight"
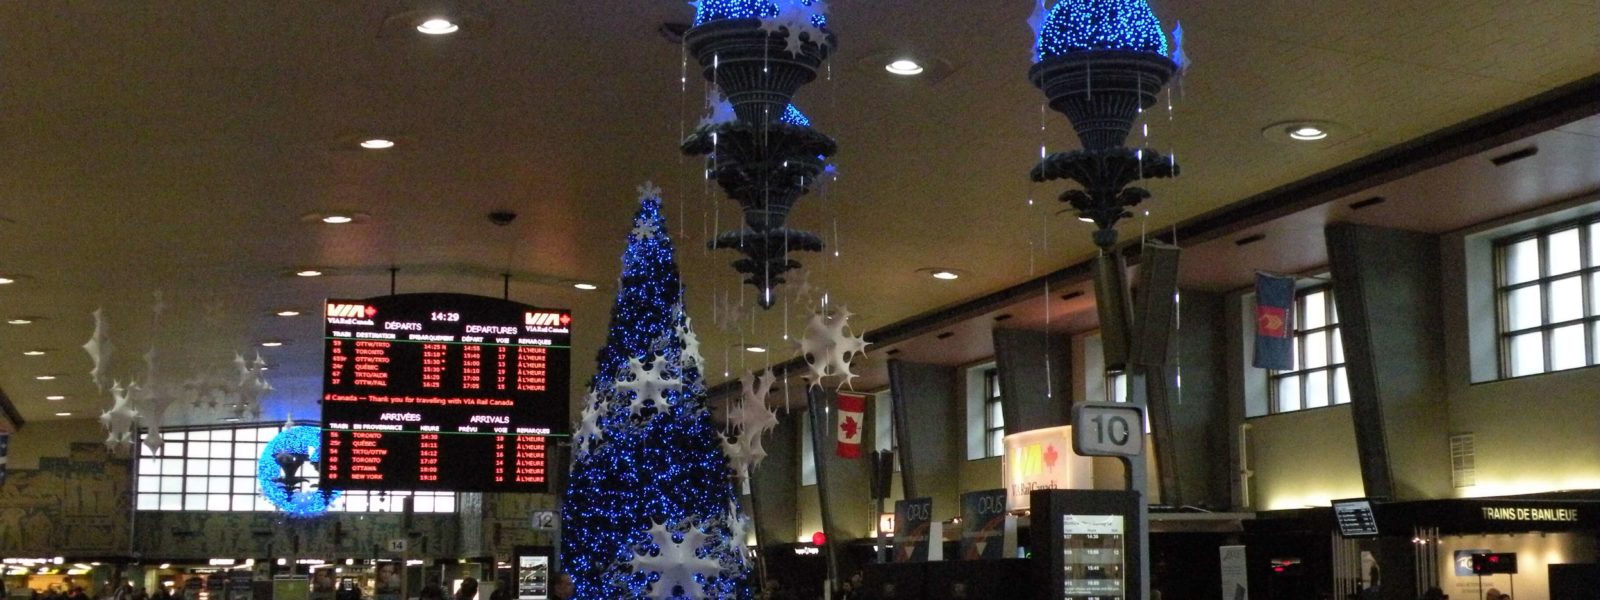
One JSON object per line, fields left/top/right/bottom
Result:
{"left": 35, "top": 375, "right": 56, "bottom": 381}
{"left": 0, "top": 277, "right": 14, "bottom": 285}
{"left": 416, "top": 18, "right": 459, "bottom": 35}
{"left": 917, "top": 267, "right": 964, "bottom": 281}
{"left": 572, "top": 283, "right": 599, "bottom": 291}
{"left": 930, "top": 270, "right": 960, "bottom": 280}
{"left": 1077, "top": 215, "right": 1096, "bottom": 223}
{"left": 321, "top": 214, "right": 355, "bottom": 224}
{"left": 7, "top": 318, "right": 33, "bottom": 325}
{"left": 276, "top": 310, "right": 301, "bottom": 317}
{"left": 359, "top": 139, "right": 396, "bottom": 150}
{"left": 885, "top": 59, "right": 924, "bottom": 76}
{"left": 1288, "top": 125, "right": 1328, "bottom": 141}
{"left": 222, "top": 417, "right": 241, "bottom": 423}
{"left": 23, "top": 350, "right": 47, "bottom": 356}
{"left": 260, "top": 341, "right": 284, "bottom": 348}
{"left": 745, "top": 345, "right": 768, "bottom": 353}
{"left": 46, "top": 395, "right": 65, "bottom": 401}
{"left": 55, "top": 412, "right": 72, "bottom": 417}
{"left": 295, "top": 270, "right": 323, "bottom": 277}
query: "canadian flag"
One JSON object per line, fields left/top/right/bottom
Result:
{"left": 836, "top": 393, "right": 867, "bottom": 459}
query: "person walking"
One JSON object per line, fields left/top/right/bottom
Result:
{"left": 453, "top": 578, "right": 478, "bottom": 600}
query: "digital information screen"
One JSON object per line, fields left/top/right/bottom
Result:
{"left": 320, "top": 293, "right": 571, "bottom": 493}
{"left": 1333, "top": 498, "right": 1380, "bottom": 537}
{"left": 1062, "top": 514, "right": 1126, "bottom": 600}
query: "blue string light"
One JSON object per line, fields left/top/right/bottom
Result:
{"left": 780, "top": 104, "right": 810, "bottom": 127}
{"left": 693, "top": 0, "right": 828, "bottom": 29}
{"left": 1037, "top": 0, "right": 1169, "bottom": 59}
{"left": 257, "top": 425, "right": 340, "bottom": 518}
{"left": 563, "top": 194, "right": 751, "bottom": 599}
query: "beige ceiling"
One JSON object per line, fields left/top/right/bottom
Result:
{"left": 1, "top": 1, "right": 1596, "bottom": 425}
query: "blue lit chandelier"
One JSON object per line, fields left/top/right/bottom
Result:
{"left": 681, "top": 0, "right": 837, "bottom": 307}
{"left": 1030, "top": 0, "right": 1180, "bottom": 249}
{"left": 258, "top": 424, "right": 340, "bottom": 517}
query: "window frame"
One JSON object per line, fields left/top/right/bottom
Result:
{"left": 982, "top": 368, "right": 1005, "bottom": 459}
{"left": 1493, "top": 218, "right": 1600, "bottom": 378}
{"left": 1267, "top": 285, "right": 1350, "bottom": 414}
{"left": 134, "top": 423, "right": 456, "bottom": 513}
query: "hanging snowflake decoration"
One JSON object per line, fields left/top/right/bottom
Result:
{"left": 700, "top": 88, "right": 738, "bottom": 128}
{"left": 796, "top": 307, "right": 869, "bottom": 388}
{"left": 82, "top": 308, "right": 115, "bottom": 392}
{"left": 759, "top": 0, "right": 830, "bottom": 55}
{"left": 100, "top": 381, "right": 140, "bottom": 451}
{"left": 678, "top": 316, "right": 705, "bottom": 369}
{"left": 630, "top": 520, "right": 726, "bottom": 600}
{"left": 615, "top": 356, "right": 684, "bottom": 417}
{"left": 572, "top": 394, "right": 607, "bottom": 461}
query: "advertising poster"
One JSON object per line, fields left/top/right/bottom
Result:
{"left": 374, "top": 563, "right": 401, "bottom": 600}
{"left": 893, "top": 497, "right": 934, "bottom": 562}
{"left": 232, "top": 572, "right": 256, "bottom": 600}
{"left": 1219, "top": 545, "right": 1247, "bottom": 600}
{"left": 1062, "top": 514, "right": 1125, "bottom": 600}
{"left": 959, "top": 489, "right": 1009, "bottom": 560}
{"left": 517, "top": 555, "right": 550, "bottom": 600}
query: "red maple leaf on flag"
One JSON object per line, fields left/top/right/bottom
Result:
{"left": 839, "top": 415, "right": 859, "bottom": 440}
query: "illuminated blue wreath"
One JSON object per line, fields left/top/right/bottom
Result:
{"left": 258, "top": 425, "right": 340, "bottom": 517}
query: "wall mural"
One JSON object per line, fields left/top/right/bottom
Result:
{"left": 0, "top": 443, "right": 131, "bottom": 555}
{"left": 484, "top": 492, "right": 559, "bottom": 557}
{"left": 133, "top": 511, "right": 460, "bottom": 560}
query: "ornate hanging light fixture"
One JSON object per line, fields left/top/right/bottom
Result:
{"left": 681, "top": 0, "right": 838, "bottom": 308}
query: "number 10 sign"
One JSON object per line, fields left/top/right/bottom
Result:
{"left": 1072, "top": 402, "right": 1145, "bottom": 458}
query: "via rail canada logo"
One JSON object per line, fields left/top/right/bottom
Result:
{"left": 327, "top": 303, "right": 377, "bottom": 318}
{"left": 525, "top": 311, "right": 572, "bottom": 333}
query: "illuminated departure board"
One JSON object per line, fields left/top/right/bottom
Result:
{"left": 320, "top": 293, "right": 571, "bottom": 493}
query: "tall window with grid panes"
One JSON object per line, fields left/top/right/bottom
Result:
{"left": 1496, "top": 218, "right": 1599, "bottom": 377}
{"left": 135, "top": 424, "right": 455, "bottom": 513}
{"left": 1269, "top": 286, "right": 1351, "bottom": 413}
{"left": 982, "top": 368, "right": 1005, "bottom": 458}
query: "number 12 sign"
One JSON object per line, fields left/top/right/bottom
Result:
{"left": 1072, "top": 402, "right": 1145, "bottom": 458}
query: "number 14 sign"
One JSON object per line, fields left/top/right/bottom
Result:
{"left": 1072, "top": 402, "right": 1145, "bottom": 458}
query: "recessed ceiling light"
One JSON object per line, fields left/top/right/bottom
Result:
{"left": 885, "top": 59, "right": 924, "bottom": 76}
{"left": 321, "top": 214, "right": 356, "bottom": 224}
{"left": 572, "top": 283, "right": 598, "bottom": 291}
{"left": 1288, "top": 125, "right": 1328, "bottom": 141}
{"left": 23, "top": 349, "right": 47, "bottom": 356}
{"left": 276, "top": 310, "right": 301, "bottom": 317}
{"left": 260, "top": 341, "right": 284, "bottom": 348}
{"left": 46, "top": 395, "right": 65, "bottom": 401}
{"left": 35, "top": 375, "right": 57, "bottom": 380}
{"left": 0, "top": 277, "right": 14, "bottom": 285}
{"left": 295, "top": 270, "right": 323, "bottom": 277}
{"left": 8, "top": 318, "right": 34, "bottom": 325}
{"left": 222, "top": 417, "right": 241, "bottom": 423}
{"left": 930, "top": 270, "right": 960, "bottom": 280}
{"left": 359, "top": 139, "right": 396, "bottom": 150}
{"left": 745, "top": 345, "right": 768, "bottom": 353}
{"left": 1263, "top": 120, "right": 1342, "bottom": 144}
{"left": 1077, "top": 215, "right": 1096, "bottom": 223}
{"left": 917, "top": 267, "right": 964, "bottom": 280}
{"left": 416, "top": 18, "right": 459, "bottom": 35}
{"left": 55, "top": 412, "right": 72, "bottom": 417}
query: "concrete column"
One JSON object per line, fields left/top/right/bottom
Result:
{"left": 886, "top": 360, "right": 961, "bottom": 510}
{"left": 992, "top": 328, "right": 1072, "bottom": 433}
{"left": 1326, "top": 223, "right": 1451, "bottom": 501}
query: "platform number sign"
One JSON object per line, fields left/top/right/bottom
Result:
{"left": 531, "top": 510, "right": 558, "bottom": 531}
{"left": 1072, "top": 402, "right": 1145, "bottom": 458}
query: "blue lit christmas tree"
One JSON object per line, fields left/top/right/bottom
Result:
{"left": 1036, "top": 0, "right": 1169, "bottom": 60}
{"left": 562, "top": 184, "right": 752, "bottom": 600}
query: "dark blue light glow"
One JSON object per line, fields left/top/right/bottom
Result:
{"left": 1037, "top": 0, "right": 1169, "bottom": 59}
{"left": 780, "top": 104, "right": 810, "bottom": 127}
{"left": 693, "top": 0, "right": 828, "bottom": 29}
{"left": 257, "top": 425, "right": 339, "bottom": 518}
{"left": 562, "top": 193, "right": 751, "bottom": 599}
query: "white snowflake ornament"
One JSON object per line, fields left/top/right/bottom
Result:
{"left": 678, "top": 317, "right": 704, "bottom": 369}
{"left": 615, "top": 356, "right": 683, "bottom": 417}
{"left": 573, "top": 394, "right": 606, "bottom": 459}
{"left": 632, "top": 521, "right": 724, "bottom": 600}
{"left": 733, "top": 371, "right": 780, "bottom": 435}
{"left": 100, "top": 381, "right": 140, "bottom": 450}
{"left": 796, "top": 307, "right": 869, "bottom": 388}
{"left": 700, "top": 88, "right": 737, "bottom": 128}
{"left": 82, "top": 308, "right": 116, "bottom": 392}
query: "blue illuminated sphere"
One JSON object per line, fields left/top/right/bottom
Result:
{"left": 1037, "top": 0, "right": 1169, "bottom": 59}
{"left": 693, "top": 0, "right": 828, "bottom": 28}
{"left": 258, "top": 425, "right": 340, "bottom": 518}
